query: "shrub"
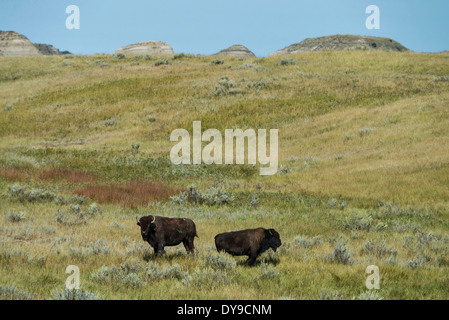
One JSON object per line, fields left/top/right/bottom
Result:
{"left": 259, "top": 263, "right": 281, "bottom": 279}
{"left": 89, "top": 239, "right": 111, "bottom": 255}
{"left": 8, "top": 185, "right": 26, "bottom": 197}
{"left": 5, "top": 211, "right": 26, "bottom": 223}
{"left": 373, "top": 222, "right": 388, "bottom": 232}
{"left": 0, "top": 284, "right": 33, "bottom": 300}
{"left": 182, "top": 268, "right": 230, "bottom": 288}
{"left": 228, "top": 88, "right": 244, "bottom": 95}
{"left": 120, "top": 259, "right": 146, "bottom": 274}
{"left": 12, "top": 225, "right": 35, "bottom": 241}
{"left": 327, "top": 198, "right": 347, "bottom": 210}
{"left": 433, "top": 75, "right": 449, "bottom": 82}
{"left": 406, "top": 254, "right": 432, "bottom": 269}
{"left": 293, "top": 235, "right": 322, "bottom": 249}
{"left": 55, "top": 208, "right": 87, "bottom": 226}
{"left": 232, "top": 62, "right": 255, "bottom": 70}
{"left": 148, "top": 115, "right": 156, "bottom": 122}
{"left": 91, "top": 266, "right": 121, "bottom": 284}
{"left": 213, "top": 76, "right": 241, "bottom": 96}
{"left": 104, "top": 118, "right": 116, "bottom": 127}
{"left": 211, "top": 59, "right": 225, "bottom": 65}
{"left": 259, "top": 250, "right": 280, "bottom": 265}
{"left": 112, "top": 52, "right": 125, "bottom": 59}
{"left": 301, "top": 156, "right": 318, "bottom": 169}
{"left": 358, "top": 128, "right": 375, "bottom": 137}
{"left": 246, "top": 80, "right": 268, "bottom": 90}
{"left": 69, "top": 240, "right": 111, "bottom": 259}
{"left": 90, "top": 60, "right": 108, "bottom": 67}
{"left": 278, "top": 167, "right": 291, "bottom": 175}
{"left": 361, "top": 241, "right": 397, "bottom": 258}
{"left": 8, "top": 186, "right": 65, "bottom": 203}
{"left": 249, "top": 193, "right": 259, "bottom": 207}
{"left": 172, "top": 185, "right": 231, "bottom": 206}
{"left": 27, "top": 255, "right": 46, "bottom": 266}
{"left": 327, "top": 237, "right": 354, "bottom": 265}
{"left": 205, "top": 252, "right": 236, "bottom": 270}
{"left": 276, "top": 58, "right": 296, "bottom": 66}
{"left": 111, "top": 220, "right": 124, "bottom": 229}
{"left": 121, "top": 273, "right": 145, "bottom": 288}
{"left": 170, "top": 192, "right": 188, "bottom": 205}
{"left": 3, "top": 105, "right": 12, "bottom": 111}
{"left": 88, "top": 203, "right": 100, "bottom": 215}
{"left": 147, "top": 262, "right": 186, "bottom": 280}
{"left": 377, "top": 201, "right": 430, "bottom": 218}
{"left": 174, "top": 53, "right": 186, "bottom": 59}
{"left": 386, "top": 255, "right": 398, "bottom": 265}
{"left": 131, "top": 143, "right": 140, "bottom": 153}
{"left": 354, "top": 291, "right": 383, "bottom": 300}
{"left": 28, "top": 188, "right": 53, "bottom": 202}
{"left": 41, "top": 225, "right": 56, "bottom": 234}
{"left": 54, "top": 194, "right": 86, "bottom": 205}
{"left": 343, "top": 213, "right": 372, "bottom": 231}
{"left": 154, "top": 58, "right": 171, "bottom": 66}
{"left": 201, "top": 187, "right": 231, "bottom": 206}
{"left": 320, "top": 290, "right": 344, "bottom": 300}
{"left": 69, "top": 247, "right": 91, "bottom": 260}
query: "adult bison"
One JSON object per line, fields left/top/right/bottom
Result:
{"left": 214, "top": 228, "right": 281, "bottom": 265}
{"left": 136, "top": 215, "right": 198, "bottom": 255}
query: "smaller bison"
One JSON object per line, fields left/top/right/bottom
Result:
{"left": 137, "top": 215, "right": 198, "bottom": 255}
{"left": 215, "top": 228, "right": 281, "bottom": 265}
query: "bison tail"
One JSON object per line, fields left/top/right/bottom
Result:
{"left": 195, "top": 233, "right": 199, "bottom": 238}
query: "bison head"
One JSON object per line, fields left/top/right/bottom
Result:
{"left": 136, "top": 215, "right": 157, "bottom": 241}
{"left": 264, "top": 228, "right": 282, "bottom": 252}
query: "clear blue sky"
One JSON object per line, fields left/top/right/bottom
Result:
{"left": 1, "top": 0, "right": 448, "bottom": 56}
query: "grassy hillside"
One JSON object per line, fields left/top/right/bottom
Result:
{"left": 1, "top": 51, "right": 449, "bottom": 300}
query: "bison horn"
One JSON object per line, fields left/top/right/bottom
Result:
{"left": 151, "top": 216, "right": 156, "bottom": 224}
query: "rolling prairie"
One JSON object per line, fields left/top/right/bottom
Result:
{"left": 1, "top": 51, "right": 449, "bottom": 299}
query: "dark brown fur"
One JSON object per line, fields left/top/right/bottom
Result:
{"left": 137, "top": 215, "right": 198, "bottom": 255}
{"left": 214, "top": 228, "right": 281, "bottom": 265}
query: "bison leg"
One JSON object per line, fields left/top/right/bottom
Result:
{"left": 154, "top": 243, "right": 165, "bottom": 255}
{"left": 246, "top": 255, "right": 257, "bottom": 266}
{"left": 183, "top": 238, "right": 195, "bottom": 254}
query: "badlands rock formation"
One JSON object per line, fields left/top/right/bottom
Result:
{"left": 213, "top": 44, "right": 256, "bottom": 57}
{"left": 0, "top": 31, "right": 63, "bottom": 56}
{"left": 113, "top": 41, "right": 174, "bottom": 55}
{"left": 0, "top": 31, "right": 41, "bottom": 56}
{"left": 270, "top": 34, "right": 410, "bottom": 56}
{"left": 34, "top": 43, "right": 62, "bottom": 55}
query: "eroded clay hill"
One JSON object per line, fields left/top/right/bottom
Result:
{"left": 270, "top": 34, "right": 410, "bottom": 56}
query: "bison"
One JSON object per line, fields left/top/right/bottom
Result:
{"left": 214, "top": 228, "right": 281, "bottom": 265}
{"left": 137, "top": 215, "right": 198, "bottom": 255}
